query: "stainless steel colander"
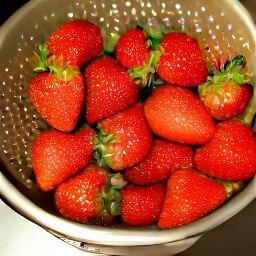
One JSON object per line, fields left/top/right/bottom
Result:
{"left": 0, "top": 0, "right": 256, "bottom": 255}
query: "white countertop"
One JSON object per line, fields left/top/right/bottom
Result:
{"left": 0, "top": 199, "right": 97, "bottom": 256}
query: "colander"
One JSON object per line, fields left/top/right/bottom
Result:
{"left": 0, "top": 0, "right": 256, "bottom": 255}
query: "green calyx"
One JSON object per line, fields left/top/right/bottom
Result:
{"left": 128, "top": 49, "right": 163, "bottom": 88}
{"left": 137, "top": 20, "right": 185, "bottom": 50}
{"left": 198, "top": 55, "right": 252, "bottom": 98}
{"left": 198, "top": 81, "right": 225, "bottom": 100}
{"left": 96, "top": 172, "right": 127, "bottom": 218}
{"left": 93, "top": 129, "right": 119, "bottom": 169}
{"left": 200, "top": 55, "right": 248, "bottom": 89}
{"left": 221, "top": 55, "right": 251, "bottom": 85}
{"left": 216, "top": 179, "right": 235, "bottom": 199}
{"left": 28, "top": 42, "right": 78, "bottom": 82}
{"left": 215, "top": 179, "right": 247, "bottom": 198}
{"left": 93, "top": 129, "right": 127, "bottom": 221}
{"left": 30, "top": 42, "right": 50, "bottom": 72}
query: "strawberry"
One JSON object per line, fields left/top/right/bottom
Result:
{"left": 93, "top": 103, "right": 153, "bottom": 171}
{"left": 28, "top": 70, "right": 84, "bottom": 132}
{"left": 84, "top": 55, "right": 140, "bottom": 125}
{"left": 144, "top": 84, "right": 216, "bottom": 145}
{"left": 115, "top": 29, "right": 150, "bottom": 68}
{"left": 120, "top": 183, "right": 165, "bottom": 227}
{"left": 194, "top": 119, "right": 256, "bottom": 181}
{"left": 158, "top": 168, "right": 228, "bottom": 229}
{"left": 124, "top": 139, "right": 194, "bottom": 185}
{"left": 114, "top": 25, "right": 163, "bottom": 89}
{"left": 198, "top": 55, "right": 253, "bottom": 120}
{"left": 55, "top": 164, "right": 126, "bottom": 224}
{"left": 47, "top": 20, "right": 103, "bottom": 69}
{"left": 31, "top": 127, "right": 96, "bottom": 191}
{"left": 155, "top": 32, "right": 209, "bottom": 87}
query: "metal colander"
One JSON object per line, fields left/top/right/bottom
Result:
{"left": 0, "top": 0, "right": 256, "bottom": 255}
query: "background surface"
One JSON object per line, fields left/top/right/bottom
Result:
{"left": 1, "top": 1, "right": 256, "bottom": 255}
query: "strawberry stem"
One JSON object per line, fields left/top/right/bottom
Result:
{"left": 29, "top": 42, "right": 50, "bottom": 72}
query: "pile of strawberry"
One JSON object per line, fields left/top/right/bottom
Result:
{"left": 28, "top": 19, "right": 256, "bottom": 229}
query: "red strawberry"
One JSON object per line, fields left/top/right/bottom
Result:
{"left": 55, "top": 164, "right": 126, "bottom": 224}
{"left": 115, "top": 29, "right": 150, "bottom": 68}
{"left": 31, "top": 127, "right": 96, "bottom": 191}
{"left": 194, "top": 119, "right": 256, "bottom": 181}
{"left": 114, "top": 27, "right": 162, "bottom": 88}
{"left": 47, "top": 20, "right": 103, "bottom": 69}
{"left": 156, "top": 32, "right": 208, "bottom": 87}
{"left": 120, "top": 183, "right": 165, "bottom": 227}
{"left": 144, "top": 84, "right": 216, "bottom": 145}
{"left": 124, "top": 139, "right": 194, "bottom": 185}
{"left": 55, "top": 164, "right": 108, "bottom": 223}
{"left": 84, "top": 55, "right": 140, "bottom": 125}
{"left": 158, "top": 168, "right": 228, "bottom": 229}
{"left": 28, "top": 71, "right": 84, "bottom": 132}
{"left": 198, "top": 55, "right": 253, "bottom": 120}
{"left": 94, "top": 103, "right": 153, "bottom": 171}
